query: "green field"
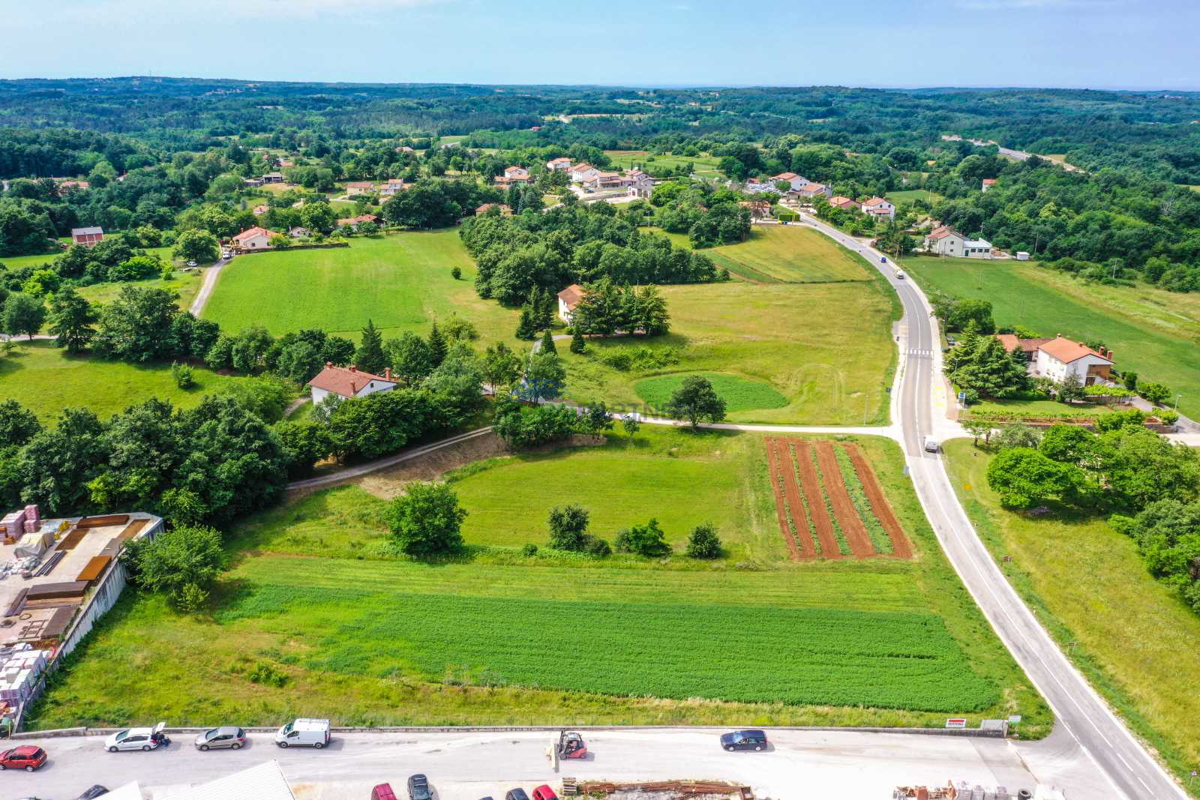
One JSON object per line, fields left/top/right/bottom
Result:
{"left": 202, "top": 232, "right": 519, "bottom": 342}
{"left": 634, "top": 372, "right": 788, "bottom": 414}
{"left": 561, "top": 277, "right": 899, "bottom": 425}
{"left": 605, "top": 150, "right": 722, "bottom": 177}
{"left": 885, "top": 189, "right": 943, "bottom": 205}
{"left": 27, "top": 433, "right": 1049, "bottom": 732}
{"left": 0, "top": 340, "right": 243, "bottom": 422}
{"left": 902, "top": 256, "right": 1200, "bottom": 418}
{"left": 944, "top": 439, "right": 1200, "bottom": 792}
{"left": 659, "top": 226, "right": 872, "bottom": 284}
{"left": 0, "top": 245, "right": 178, "bottom": 273}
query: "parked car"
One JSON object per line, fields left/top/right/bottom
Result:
{"left": 75, "top": 788, "right": 109, "bottom": 800}
{"left": 194, "top": 726, "right": 247, "bottom": 751}
{"left": 505, "top": 791, "right": 531, "bottom": 800}
{"left": 0, "top": 746, "right": 47, "bottom": 771}
{"left": 275, "top": 718, "right": 330, "bottom": 748}
{"left": 407, "top": 774, "right": 432, "bottom": 800}
{"left": 719, "top": 729, "right": 768, "bottom": 751}
{"left": 105, "top": 723, "right": 166, "bottom": 752}
{"left": 532, "top": 787, "right": 558, "bottom": 800}
{"left": 371, "top": 784, "right": 397, "bottom": 800}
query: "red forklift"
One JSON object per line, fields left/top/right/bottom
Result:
{"left": 556, "top": 730, "right": 587, "bottom": 760}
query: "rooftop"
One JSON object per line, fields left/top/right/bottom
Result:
{"left": 308, "top": 363, "right": 396, "bottom": 398}
{"left": 557, "top": 283, "right": 586, "bottom": 309}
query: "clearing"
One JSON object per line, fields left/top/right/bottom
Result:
{"left": 943, "top": 438, "right": 1200, "bottom": 793}
{"left": 901, "top": 256, "right": 1200, "bottom": 418}
{"left": 0, "top": 340, "right": 244, "bottom": 423}
{"left": 560, "top": 278, "right": 898, "bottom": 425}
{"left": 202, "top": 231, "right": 518, "bottom": 342}
{"left": 604, "top": 150, "right": 722, "bottom": 178}
{"left": 634, "top": 371, "right": 787, "bottom": 415}
{"left": 26, "top": 432, "right": 1048, "bottom": 733}
{"left": 658, "top": 225, "right": 873, "bottom": 284}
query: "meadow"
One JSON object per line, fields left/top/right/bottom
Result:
{"left": 901, "top": 256, "right": 1200, "bottom": 418}
{"left": 944, "top": 439, "right": 1200, "bottom": 792}
{"left": 885, "top": 189, "right": 943, "bottom": 205}
{"left": 634, "top": 372, "right": 788, "bottom": 414}
{"left": 658, "top": 225, "right": 872, "bottom": 284}
{"left": 560, "top": 277, "right": 899, "bottom": 425}
{"left": 202, "top": 232, "right": 519, "bottom": 342}
{"left": 27, "top": 433, "right": 1050, "bottom": 733}
{"left": 604, "top": 150, "right": 722, "bottom": 178}
{"left": 0, "top": 340, "right": 243, "bottom": 422}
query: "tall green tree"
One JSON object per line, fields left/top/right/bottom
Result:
{"left": 667, "top": 375, "right": 727, "bottom": 429}
{"left": 481, "top": 341, "right": 522, "bottom": 392}
{"left": 387, "top": 481, "right": 466, "bottom": 557}
{"left": 539, "top": 329, "right": 557, "bottom": 355}
{"left": 2, "top": 293, "right": 45, "bottom": 339}
{"left": 427, "top": 321, "right": 447, "bottom": 367}
{"left": 132, "top": 524, "right": 225, "bottom": 611}
{"left": 385, "top": 332, "right": 434, "bottom": 386}
{"left": 355, "top": 319, "right": 387, "bottom": 375}
{"left": 48, "top": 286, "right": 97, "bottom": 352}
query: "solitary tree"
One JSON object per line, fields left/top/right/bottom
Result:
{"left": 387, "top": 482, "right": 466, "bottom": 557}
{"left": 2, "top": 294, "right": 45, "bottom": 340}
{"left": 173, "top": 229, "right": 220, "bottom": 263}
{"left": 481, "top": 341, "right": 522, "bottom": 393}
{"left": 667, "top": 375, "right": 727, "bottom": 429}
{"left": 570, "top": 327, "right": 586, "bottom": 354}
{"left": 131, "top": 525, "right": 225, "bottom": 612}
{"left": 48, "top": 287, "right": 97, "bottom": 352}
{"left": 548, "top": 504, "right": 590, "bottom": 551}
{"left": 686, "top": 522, "right": 723, "bottom": 559}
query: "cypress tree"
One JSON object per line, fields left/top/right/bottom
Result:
{"left": 355, "top": 319, "right": 387, "bottom": 375}
{"left": 540, "top": 329, "right": 557, "bottom": 355}
{"left": 427, "top": 321, "right": 447, "bottom": 367}
{"left": 570, "top": 327, "right": 586, "bottom": 354}
{"left": 516, "top": 306, "right": 537, "bottom": 340}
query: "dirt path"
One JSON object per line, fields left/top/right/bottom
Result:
{"left": 844, "top": 443, "right": 913, "bottom": 559}
{"left": 764, "top": 439, "right": 803, "bottom": 561}
{"left": 814, "top": 441, "right": 875, "bottom": 558}
{"left": 792, "top": 440, "right": 842, "bottom": 559}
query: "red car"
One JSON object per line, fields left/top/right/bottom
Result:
{"left": 0, "top": 745, "right": 47, "bottom": 771}
{"left": 531, "top": 786, "right": 558, "bottom": 800}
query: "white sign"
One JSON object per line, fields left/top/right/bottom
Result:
{"left": 945, "top": 718, "right": 968, "bottom": 729}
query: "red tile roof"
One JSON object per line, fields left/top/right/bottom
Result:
{"left": 308, "top": 364, "right": 396, "bottom": 398}
{"left": 337, "top": 214, "right": 379, "bottom": 226}
{"left": 772, "top": 172, "right": 799, "bottom": 181}
{"left": 1038, "top": 336, "right": 1112, "bottom": 364}
{"left": 557, "top": 284, "right": 586, "bottom": 309}
{"left": 232, "top": 227, "right": 279, "bottom": 243}
{"left": 862, "top": 197, "right": 889, "bottom": 207}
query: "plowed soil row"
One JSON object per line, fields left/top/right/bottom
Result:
{"left": 765, "top": 439, "right": 803, "bottom": 561}
{"left": 789, "top": 440, "right": 842, "bottom": 559}
{"left": 845, "top": 443, "right": 914, "bottom": 559}
{"left": 775, "top": 440, "right": 818, "bottom": 559}
{"left": 814, "top": 441, "right": 876, "bottom": 558}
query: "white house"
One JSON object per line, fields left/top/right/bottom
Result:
{"left": 569, "top": 164, "right": 600, "bottom": 184}
{"left": 770, "top": 172, "right": 810, "bottom": 192}
{"left": 287, "top": 227, "right": 311, "bottom": 239}
{"left": 307, "top": 363, "right": 398, "bottom": 404}
{"left": 379, "top": 179, "right": 406, "bottom": 197}
{"left": 503, "top": 166, "right": 530, "bottom": 180}
{"left": 557, "top": 284, "right": 586, "bottom": 323}
{"left": 546, "top": 157, "right": 572, "bottom": 172}
{"left": 1032, "top": 336, "right": 1115, "bottom": 386}
{"left": 627, "top": 170, "right": 654, "bottom": 198}
{"left": 797, "top": 182, "right": 832, "bottom": 198}
{"left": 982, "top": 178, "right": 997, "bottom": 192}
{"left": 964, "top": 237, "right": 994, "bottom": 259}
{"left": 232, "top": 226, "right": 279, "bottom": 251}
{"left": 924, "top": 226, "right": 966, "bottom": 256}
{"left": 861, "top": 197, "right": 895, "bottom": 220}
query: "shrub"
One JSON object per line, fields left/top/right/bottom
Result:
{"left": 134, "top": 525, "right": 225, "bottom": 611}
{"left": 548, "top": 504, "right": 590, "bottom": 551}
{"left": 1158, "top": 408, "right": 1180, "bottom": 426}
{"left": 521, "top": 543, "right": 538, "bottom": 557}
{"left": 387, "top": 482, "right": 466, "bottom": 557}
{"left": 451, "top": 266, "right": 462, "bottom": 280}
{"left": 171, "top": 361, "right": 195, "bottom": 390}
{"left": 249, "top": 661, "right": 289, "bottom": 687}
{"left": 614, "top": 518, "right": 671, "bottom": 557}
{"left": 1139, "top": 381, "right": 1172, "bottom": 406}
{"left": 585, "top": 537, "right": 612, "bottom": 557}
{"left": 686, "top": 523, "right": 722, "bottom": 559}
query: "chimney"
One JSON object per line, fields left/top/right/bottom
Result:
{"left": 349, "top": 365, "right": 357, "bottom": 372}
{"left": 1107, "top": 349, "right": 1114, "bottom": 360}
{"left": 325, "top": 361, "right": 332, "bottom": 368}
{"left": 384, "top": 367, "right": 393, "bottom": 381}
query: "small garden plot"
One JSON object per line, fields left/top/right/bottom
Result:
{"left": 634, "top": 372, "right": 787, "bottom": 415}
{"left": 764, "top": 438, "right": 912, "bottom": 561}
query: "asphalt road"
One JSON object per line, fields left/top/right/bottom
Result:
{"left": 798, "top": 214, "right": 1185, "bottom": 800}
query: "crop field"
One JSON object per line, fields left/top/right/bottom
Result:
{"left": 943, "top": 439, "right": 1200, "bottom": 790}
{"left": 765, "top": 438, "right": 912, "bottom": 561}
{"left": 560, "top": 277, "right": 899, "bottom": 425}
{"left": 901, "top": 256, "right": 1200, "bottom": 418}
{"left": 0, "top": 340, "right": 243, "bottom": 422}
{"left": 659, "top": 226, "right": 872, "bottom": 284}
{"left": 202, "top": 231, "right": 519, "bottom": 342}
{"left": 28, "top": 433, "right": 1049, "bottom": 732}
{"left": 634, "top": 371, "right": 787, "bottom": 414}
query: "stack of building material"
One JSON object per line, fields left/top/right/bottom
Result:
{"left": 13, "top": 531, "right": 54, "bottom": 560}
{"left": 1, "top": 510, "right": 26, "bottom": 543}
{"left": 76, "top": 555, "right": 112, "bottom": 586}
{"left": 893, "top": 784, "right": 1011, "bottom": 800}
{"left": 0, "top": 648, "right": 49, "bottom": 704}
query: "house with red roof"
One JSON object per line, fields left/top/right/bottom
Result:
{"left": 981, "top": 178, "right": 997, "bottom": 192}
{"left": 769, "top": 172, "right": 810, "bottom": 192}
{"left": 337, "top": 214, "right": 380, "bottom": 230}
{"left": 828, "top": 195, "right": 858, "bottom": 211}
{"left": 557, "top": 284, "right": 586, "bottom": 323}
{"left": 861, "top": 197, "right": 895, "bottom": 220}
{"left": 546, "top": 157, "right": 572, "bottom": 172}
{"left": 252, "top": 204, "right": 269, "bottom": 216}
{"left": 231, "top": 226, "right": 280, "bottom": 251}
{"left": 307, "top": 363, "right": 398, "bottom": 404}
{"left": 797, "top": 182, "right": 831, "bottom": 199}
{"left": 568, "top": 164, "right": 600, "bottom": 184}
{"left": 997, "top": 334, "right": 1115, "bottom": 386}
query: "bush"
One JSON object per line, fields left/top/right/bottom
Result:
{"left": 521, "top": 543, "right": 538, "bottom": 556}
{"left": 686, "top": 523, "right": 722, "bottom": 559}
{"left": 451, "top": 266, "right": 462, "bottom": 280}
{"left": 614, "top": 518, "right": 671, "bottom": 557}
{"left": 585, "top": 537, "right": 612, "bottom": 557}
{"left": 1139, "top": 381, "right": 1172, "bottom": 406}
{"left": 1158, "top": 408, "right": 1180, "bottom": 426}
{"left": 135, "top": 525, "right": 225, "bottom": 611}
{"left": 249, "top": 661, "right": 289, "bottom": 687}
{"left": 387, "top": 482, "right": 466, "bottom": 557}
{"left": 548, "top": 504, "right": 590, "bottom": 551}
{"left": 171, "top": 361, "right": 195, "bottom": 390}
{"left": 597, "top": 345, "right": 681, "bottom": 372}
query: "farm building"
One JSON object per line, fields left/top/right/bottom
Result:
{"left": 307, "top": 363, "right": 398, "bottom": 404}
{"left": 557, "top": 284, "right": 586, "bottom": 323}
{"left": 262, "top": 172, "right": 284, "bottom": 184}
{"left": 963, "top": 237, "right": 994, "bottom": 259}
{"left": 232, "top": 227, "right": 279, "bottom": 251}
{"left": 70, "top": 227, "right": 104, "bottom": 247}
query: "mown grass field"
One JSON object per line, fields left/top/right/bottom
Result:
{"left": 658, "top": 225, "right": 872, "bottom": 284}
{"left": 943, "top": 439, "right": 1200, "bottom": 792}
{"left": 202, "top": 231, "right": 519, "bottom": 342}
{"left": 27, "top": 433, "right": 1050, "bottom": 733}
{"left": 885, "top": 189, "right": 943, "bottom": 205}
{"left": 901, "top": 256, "right": 1200, "bottom": 418}
{"left": 0, "top": 340, "right": 242, "bottom": 422}
{"left": 634, "top": 371, "right": 787, "bottom": 414}
{"left": 560, "top": 277, "right": 899, "bottom": 425}
{"left": 605, "top": 150, "right": 722, "bottom": 177}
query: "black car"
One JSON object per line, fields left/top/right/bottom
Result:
{"left": 76, "top": 789, "right": 109, "bottom": 800}
{"left": 719, "top": 729, "right": 768, "bottom": 751}
{"left": 407, "top": 774, "right": 432, "bottom": 800}
{"left": 505, "top": 791, "right": 531, "bottom": 800}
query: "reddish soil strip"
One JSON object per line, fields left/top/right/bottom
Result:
{"left": 791, "top": 440, "right": 843, "bottom": 559}
{"left": 813, "top": 441, "right": 876, "bottom": 558}
{"left": 844, "top": 443, "right": 914, "bottom": 559}
{"left": 771, "top": 439, "right": 817, "bottom": 559}
{"left": 763, "top": 439, "right": 803, "bottom": 562}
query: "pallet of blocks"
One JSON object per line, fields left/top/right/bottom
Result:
{"left": 893, "top": 782, "right": 1014, "bottom": 800}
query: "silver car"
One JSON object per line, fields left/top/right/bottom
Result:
{"left": 194, "top": 726, "right": 247, "bottom": 751}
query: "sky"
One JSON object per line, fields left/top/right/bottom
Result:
{"left": 0, "top": 0, "right": 1196, "bottom": 90}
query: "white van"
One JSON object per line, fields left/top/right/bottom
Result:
{"left": 275, "top": 718, "right": 330, "bottom": 748}
{"left": 923, "top": 436, "right": 941, "bottom": 454}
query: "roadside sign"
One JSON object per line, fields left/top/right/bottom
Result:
{"left": 1008, "top": 715, "right": 1022, "bottom": 724}
{"left": 945, "top": 718, "right": 968, "bottom": 729}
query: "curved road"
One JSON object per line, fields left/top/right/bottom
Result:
{"left": 797, "top": 214, "right": 1185, "bottom": 800}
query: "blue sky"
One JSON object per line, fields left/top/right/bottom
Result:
{"left": 0, "top": 0, "right": 1195, "bottom": 90}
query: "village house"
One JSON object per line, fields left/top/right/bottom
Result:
{"left": 769, "top": 172, "right": 811, "bottom": 192}
{"left": 963, "top": 237, "right": 994, "bottom": 258}
{"left": 557, "top": 284, "right": 586, "bottom": 323}
{"left": 262, "top": 172, "right": 284, "bottom": 184}
{"left": 924, "top": 226, "right": 967, "bottom": 256}
{"left": 797, "top": 182, "right": 832, "bottom": 199}
{"left": 338, "top": 214, "right": 380, "bottom": 231}
{"left": 546, "top": 157, "right": 572, "bottom": 171}
{"left": 243, "top": 177, "right": 265, "bottom": 189}
{"left": 996, "top": 334, "right": 1115, "bottom": 386}
{"left": 344, "top": 181, "right": 376, "bottom": 197}
{"left": 232, "top": 226, "right": 279, "bottom": 251}
{"left": 981, "top": 178, "right": 997, "bottom": 192}
{"left": 503, "top": 166, "right": 530, "bottom": 180}
{"left": 379, "top": 179, "right": 406, "bottom": 197}
{"left": 743, "top": 178, "right": 781, "bottom": 195}
{"left": 70, "top": 226, "right": 105, "bottom": 247}
{"left": 288, "top": 227, "right": 311, "bottom": 239}
{"left": 828, "top": 195, "right": 858, "bottom": 211}
{"left": 252, "top": 204, "right": 269, "bottom": 216}
{"left": 861, "top": 197, "right": 896, "bottom": 220}
{"left": 475, "top": 203, "right": 514, "bottom": 216}
{"left": 568, "top": 163, "right": 601, "bottom": 184}
{"left": 307, "top": 363, "right": 398, "bottom": 404}
{"left": 396, "top": 145, "right": 415, "bottom": 153}
{"left": 739, "top": 200, "right": 772, "bottom": 219}
{"left": 56, "top": 180, "right": 89, "bottom": 194}
{"left": 583, "top": 171, "right": 629, "bottom": 191}
{"left": 627, "top": 169, "right": 654, "bottom": 198}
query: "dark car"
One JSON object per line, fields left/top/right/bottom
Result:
{"left": 76, "top": 788, "right": 109, "bottom": 800}
{"left": 407, "top": 774, "right": 432, "bottom": 800}
{"left": 719, "top": 729, "right": 768, "bottom": 752}
{"left": 505, "top": 791, "right": 531, "bottom": 800}
{"left": 0, "top": 746, "right": 48, "bottom": 771}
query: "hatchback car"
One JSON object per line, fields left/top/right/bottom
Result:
{"left": 105, "top": 722, "right": 166, "bottom": 752}
{"left": 532, "top": 787, "right": 558, "bottom": 800}
{"left": 194, "top": 726, "right": 247, "bottom": 751}
{"left": 0, "top": 746, "right": 47, "bottom": 771}
{"left": 75, "top": 788, "right": 109, "bottom": 800}
{"left": 407, "top": 774, "right": 432, "bottom": 800}
{"left": 505, "top": 791, "right": 531, "bottom": 800}
{"left": 719, "top": 729, "right": 768, "bottom": 751}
